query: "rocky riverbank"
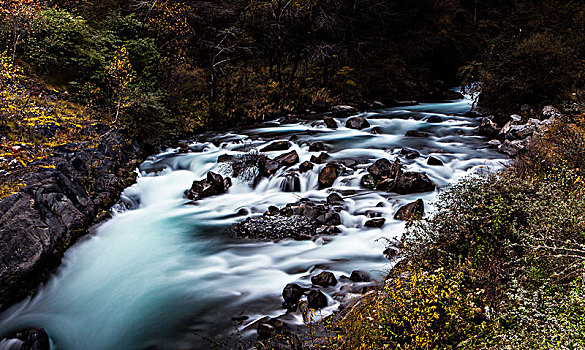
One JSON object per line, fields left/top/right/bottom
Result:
{"left": 0, "top": 128, "right": 142, "bottom": 313}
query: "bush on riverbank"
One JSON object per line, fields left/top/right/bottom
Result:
{"left": 327, "top": 115, "right": 585, "bottom": 349}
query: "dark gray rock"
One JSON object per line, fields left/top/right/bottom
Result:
{"left": 231, "top": 215, "right": 317, "bottom": 240}
{"left": 327, "top": 193, "right": 344, "bottom": 205}
{"left": 274, "top": 150, "right": 299, "bottom": 167}
{"left": 310, "top": 152, "right": 329, "bottom": 164}
{"left": 365, "top": 218, "right": 385, "bottom": 228}
{"left": 368, "top": 158, "right": 393, "bottom": 178}
{"left": 307, "top": 290, "right": 328, "bottom": 309}
{"left": 312, "top": 271, "right": 338, "bottom": 287}
{"left": 395, "top": 172, "right": 435, "bottom": 194}
{"left": 184, "top": 172, "right": 232, "bottom": 201}
{"left": 283, "top": 283, "right": 305, "bottom": 306}
{"left": 10, "top": 328, "right": 50, "bottom": 350}
{"left": 478, "top": 117, "right": 499, "bottom": 137}
{"left": 427, "top": 156, "right": 443, "bottom": 166}
{"left": 260, "top": 141, "right": 292, "bottom": 152}
{"left": 394, "top": 199, "right": 424, "bottom": 221}
{"left": 400, "top": 148, "right": 420, "bottom": 159}
{"left": 323, "top": 116, "right": 338, "bottom": 129}
{"left": 308, "top": 142, "right": 327, "bottom": 152}
{"left": 405, "top": 130, "right": 429, "bottom": 137}
{"left": 426, "top": 115, "right": 443, "bottom": 123}
{"left": 345, "top": 116, "right": 370, "bottom": 129}
{"left": 349, "top": 270, "right": 370, "bottom": 282}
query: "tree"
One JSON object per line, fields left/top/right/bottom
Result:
{"left": 0, "top": 0, "right": 43, "bottom": 62}
{"left": 107, "top": 45, "right": 135, "bottom": 123}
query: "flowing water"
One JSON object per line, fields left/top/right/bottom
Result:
{"left": 0, "top": 95, "right": 507, "bottom": 349}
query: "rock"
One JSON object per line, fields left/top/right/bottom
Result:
{"left": 327, "top": 193, "right": 344, "bottom": 205}
{"left": 498, "top": 137, "right": 531, "bottom": 157}
{"left": 10, "top": 328, "right": 50, "bottom": 350}
{"left": 400, "top": 148, "right": 420, "bottom": 159}
{"left": 478, "top": 117, "right": 499, "bottom": 137}
{"left": 361, "top": 174, "right": 376, "bottom": 189}
{"left": 232, "top": 315, "right": 249, "bottom": 322}
{"left": 426, "top": 115, "right": 443, "bottom": 123}
{"left": 395, "top": 172, "right": 435, "bottom": 194}
{"left": 184, "top": 172, "right": 232, "bottom": 201}
{"left": 231, "top": 215, "right": 318, "bottom": 240}
{"left": 274, "top": 150, "right": 299, "bottom": 166}
{"left": 331, "top": 105, "right": 357, "bottom": 117}
{"left": 488, "top": 139, "right": 502, "bottom": 146}
{"left": 315, "top": 225, "right": 341, "bottom": 235}
{"left": 283, "top": 283, "right": 305, "bottom": 306}
{"left": 542, "top": 105, "right": 562, "bottom": 119}
{"left": 365, "top": 218, "right": 385, "bottom": 228}
{"left": 308, "top": 142, "right": 327, "bottom": 152}
{"left": 427, "top": 156, "right": 443, "bottom": 166}
{"left": 307, "top": 290, "right": 328, "bottom": 309}
{"left": 260, "top": 141, "right": 292, "bottom": 152}
{"left": 324, "top": 116, "right": 338, "bottom": 129}
{"left": 318, "top": 163, "right": 339, "bottom": 189}
{"left": 394, "top": 199, "right": 424, "bottom": 221}
{"left": 349, "top": 270, "right": 370, "bottom": 282}
{"left": 236, "top": 208, "right": 249, "bottom": 216}
{"left": 392, "top": 100, "right": 419, "bottom": 106}
{"left": 405, "top": 130, "right": 429, "bottom": 137}
{"left": 310, "top": 152, "right": 330, "bottom": 164}
{"left": 339, "top": 159, "right": 359, "bottom": 168}
{"left": 217, "top": 154, "right": 236, "bottom": 163}
{"left": 345, "top": 116, "right": 370, "bottom": 129}
{"left": 372, "top": 100, "right": 385, "bottom": 108}
{"left": 261, "top": 158, "right": 281, "bottom": 176}
{"left": 299, "top": 161, "right": 314, "bottom": 172}
{"left": 367, "top": 158, "right": 393, "bottom": 178}
{"left": 312, "top": 271, "right": 338, "bottom": 287}
{"left": 369, "top": 127, "right": 383, "bottom": 134}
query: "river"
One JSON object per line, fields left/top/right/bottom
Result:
{"left": 0, "top": 94, "right": 506, "bottom": 349}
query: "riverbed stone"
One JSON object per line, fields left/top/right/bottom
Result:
{"left": 299, "top": 161, "right": 313, "bottom": 172}
{"left": 427, "top": 115, "right": 443, "bottom": 123}
{"left": 324, "top": 116, "right": 338, "bottom": 129}
{"left": 394, "top": 199, "right": 424, "bottom": 221}
{"left": 184, "top": 172, "right": 232, "bottom": 201}
{"left": 312, "top": 271, "right": 338, "bottom": 287}
{"left": 308, "top": 141, "right": 327, "bottom": 152}
{"left": 427, "top": 156, "right": 443, "bottom": 166}
{"left": 395, "top": 172, "right": 435, "bottom": 194}
{"left": 365, "top": 218, "right": 386, "bottom": 228}
{"left": 349, "top": 270, "right": 370, "bottom": 282}
{"left": 405, "top": 130, "right": 430, "bottom": 137}
{"left": 260, "top": 141, "right": 292, "bottom": 152}
{"left": 368, "top": 158, "right": 393, "bottom": 178}
{"left": 400, "top": 148, "right": 420, "bottom": 159}
{"left": 307, "top": 290, "right": 328, "bottom": 309}
{"left": 274, "top": 150, "right": 299, "bottom": 166}
{"left": 345, "top": 116, "right": 370, "bottom": 129}
{"left": 318, "top": 163, "right": 339, "bottom": 189}
{"left": 283, "top": 283, "right": 305, "bottom": 306}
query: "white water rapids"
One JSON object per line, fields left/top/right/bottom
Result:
{"left": 0, "top": 95, "right": 506, "bottom": 349}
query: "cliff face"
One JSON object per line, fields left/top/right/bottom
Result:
{"left": 0, "top": 129, "right": 142, "bottom": 311}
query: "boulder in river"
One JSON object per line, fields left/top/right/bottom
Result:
{"left": 362, "top": 159, "right": 435, "bottom": 194}
{"left": 6, "top": 328, "right": 50, "bottom": 350}
{"left": 405, "top": 130, "right": 429, "bottom": 137}
{"left": 365, "top": 218, "right": 385, "bottom": 228}
{"left": 299, "top": 161, "right": 314, "bottom": 172}
{"left": 478, "top": 117, "right": 499, "bottom": 137}
{"left": 395, "top": 172, "right": 435, "bottom": 194}
{"left": 331, "top": 105, "right": 357, "bottom": 117}
{"left": 312, "top": 271, "right": 338, "bottom": 287}
{"left": 394, "top": 199, "right": 424, "bottom": 221}
{"left": 401, "top": 148, "right": 420, "bottom": 159}
{"left": 345, "top": 116, "right": 370, "bottom": 129}
{"left": 368, "top": 158, "right": 393, "bottom": 178}
{"left": 260, "top": 141, "right": 292, "bottom": 152}
{"left": 318, "top": 163, "right": 339, "bottom": 189}
{"left": 283, "top": 283, "right": 306, "bottom": 309}
{"left": 310, "top": 152, "right": 330, "bottom": 164}
{"left": 323, "top": 116, "right": 338, "bottom": 129}
{"left": 184, "top": 172, "right": 232, "bottom": 201}
{"left": 426, "top": 115, "right": 443, "bottom": 123}
{"left": 307, "top": 289, "right": 328, "bottom": 309}
{"left": 308, "top": 141, "right": 327, "bottom": 152}
{"left": 257, "top": 318, "right": 302, "bottom": 349}
{"left": 327, "top": 193, "right": 344, "bottom": 205}
{"left": 427, "top": 156, "right": 443, "bottom": 166}
{"left": 349, "top": 270, "right": 370, "bottom": 282}
{"left": 274, "top": 150, "right": 299, "bottom": 166}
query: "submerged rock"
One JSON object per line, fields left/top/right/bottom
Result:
{"left": 260, "top": 141, "right": 292, "bottom": 152}
{"left": 405, "top": 130, "right": 429, "bottom": 137}
{"left": 345, "top": 116, "right": 370, "bottom": 129}
{"left": 308, "top": 141, "right": 327, "bottom": 152}
{"left": 312, "top": 271, "right": 338, "bottom": 287}
{"left": 394, "top": 199, "right": 424, "bottom": 221}
{"left": 400, "top": 148, "right": 420, "bottom": 159}
{"left": 184, "top": 172, "right": 232, "bottom": 201}
{"left": 323, "top": 116, "right": 338, "bottom": 129}
{"left": 318, "top": 163, "right": 339, "bottom": 189}
{"left": 426, "top": 115, "right": 443, "bottom": 123}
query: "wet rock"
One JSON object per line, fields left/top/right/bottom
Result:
{"left": 310, "top": 152, "right": 330, "bottom": 164}
{"left": 318, "top": 163, "right": 339, "bottom": 189}
{"left": 316, "top": 212, "right": 341, "bottom": 226}
{"left": 365, "top": 218, "right": 385, "bottom": 228}
{"left": 331, "top": 105, "right": 357, "bottom": 117}
{"left": 217, "top": 154, "right": 236, "bottom": 163}
{"left": 394, "top": 199, "right": 424, "bottom": 221}
{"left": 360, "top": 174, "right": 376, "bottom": 189}
{"left": 261, "top": 158, "right": 281, "bottom": 176}
{"left": 349, "top": 270, "right": 370, "bottom": 282}
{"left": 11, "top": 328, "right": 50, "bottom": 350}
{"left": 339, "top": 159, "right": 359, "bottom": 168}
{"left": 400, "top": 148, "right": 420, "bottom": 159}
{"left": 283, "top": 283, "right": 305, "bottom": 306}
{"left": 323, "top": 116, "right": 338, "bottom": 129}
{"left": 312, "top": 271, "right": 338, "bottom": 287}
{"left": 426, "top": 115, "right": 443, "bottom": 123}
{"left": 316, "top": 225, "right": 341, "bottom": 235}
{"left": 498, "top": 137, "right": 531, "bottom": 157}
{"left": 367, "top": 158, "right": 393, "bottom": 178}
{"left": 260, "top": 141, "right": 292, "bottom": 152}
{"left": 307, "top": 290, "right": 328, "bottom": 309}
{"left": 427, "top": 156, "right": 443, "bottom": 166}
{"left": 299, "top": 161, "right": 314, "bottom": 172}
{"left": 345, "top": 116, "right": 370, "bottom": 129}
{"left": 478, "top": 117, "right": 499, "bottom": 137}
{"left": 231, "top": 215, "right": 318, "bottom": 240}
{"left": 395, "top": 172, "right": 435, "bottom": 194}
{"left": 184, "top": 172, "right": 232, "bottom": 201}
{"left": 274, "top": 150, "right": 299, "bottom": 166}
{"left": 327, "top": 193, "right": 344, "bottom": 205}
{"left": 308, "top": 141, "right": 327, "bottom": 152}
{"left": 405, "top": 130, "right": 429, "bottom": 137}
{"left": 369, "top": 127, "right": 383, "bottom": 134}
